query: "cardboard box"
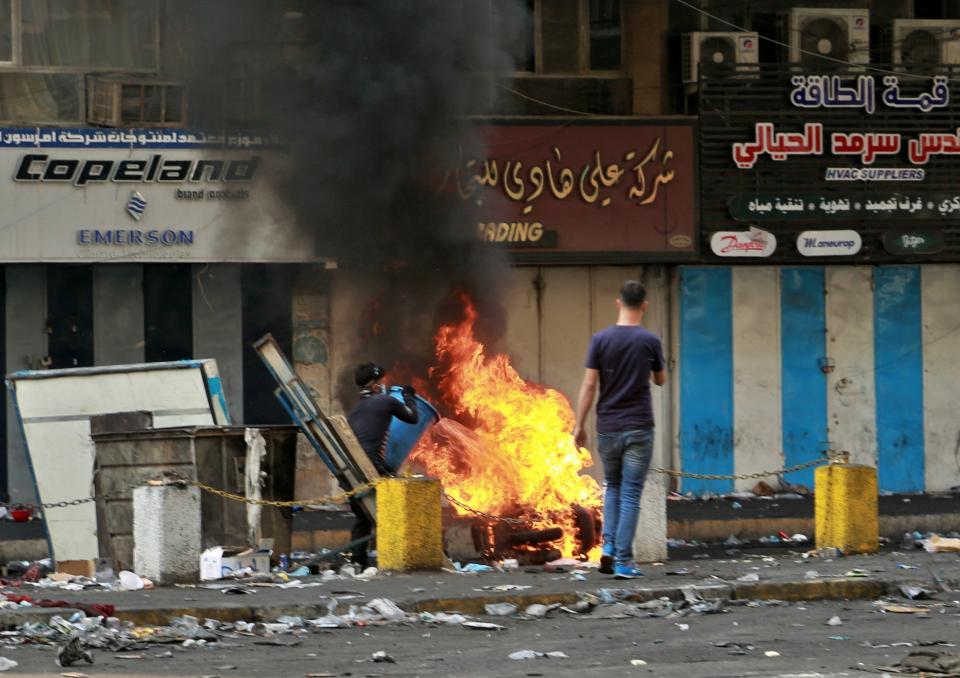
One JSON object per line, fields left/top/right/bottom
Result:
{"left": 199, "top": 546, "right": 272, "bottom": 581}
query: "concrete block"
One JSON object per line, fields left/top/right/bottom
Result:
{"left": 633, "top": 471, "right": 668, "bottom": 563}
{"left": 377, "top": 478, "right": 443, "bottom": 571}
{"left": 133, "top": 484, "right": 201, "bottom": 584}
{"left": 815, "top": 463, "right": 879, "bottom": 554}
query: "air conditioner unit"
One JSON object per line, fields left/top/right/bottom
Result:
{"left": 682, "top": 32, "right": 759, "bottom": 84}
{"left": 783, "top": 8, "right": 870, "bottom": 72}
{"left": 892, "top": 19, "right": 960, "bottom": 72}
{"left": 86, "top": 75, "right": 187, "bottom": 128}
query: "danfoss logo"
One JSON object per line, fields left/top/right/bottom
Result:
{"left": 719, "top": 235, "right": 765, "bottom": 253}
{"left": 14, "top": 154, "right": 260, "bottom": 186}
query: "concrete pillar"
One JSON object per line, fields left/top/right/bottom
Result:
{"left": 634, "top": 471, "right": 668, "bottom": 563}
{"left": 625, "top": 0, "right": 668, "bottom": 115}
{"left": 377, "top": 477, "right": 443, "bottom": 571}
{"left": 133, "top": 483, "right": 201, "bottom": 584}
{"left": 192, "top": 264, "right": 243, "bottom": 423}
{"left": 5, "top": 265, "right": 45, "bottom": 504}
{"left": 815, "top": 462, "right": 879, "bottom": 555}
{"left": 93, "top": 264, "right": 144, "bottom": 365}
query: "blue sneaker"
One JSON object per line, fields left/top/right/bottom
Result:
{"left": 599, "top": 544, "right": 614, "bottom": 574}
{"left": 613, "top": 562, "right": 644, "bottom": 579}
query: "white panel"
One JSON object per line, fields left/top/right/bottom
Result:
{"left": 11, "top": 363, "right": 220, "bottom": 561}
{"left": 731, "top": 267, "right": 782, "bottom": 490}
{"left": 922, "top": 265, "right": 960, "bottom": 491}
{"left": 502, "top": 267, "right": 542, "bottom": 384}
{"left": 825, "top": 266, "right": 876, "bottom": 467}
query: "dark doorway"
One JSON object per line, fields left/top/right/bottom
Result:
{"left": 143, "top": 264, "right": 193, "bottom": 362}
{"left": 242, "top": 264, "right": 296, "bottom": 424}
{"left": 46, "top": 265, "right": 94, "bottom": 369}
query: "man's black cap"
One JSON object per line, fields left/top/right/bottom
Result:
{"left": 355, "top": 362, "right": 385, "bottom": 387}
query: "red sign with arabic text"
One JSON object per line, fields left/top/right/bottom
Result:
{"left": 445, "top": 121, "right": 697, "bottom": 256}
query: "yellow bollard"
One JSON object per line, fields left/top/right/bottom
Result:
{"left": 376, "top": 477, "right": 444, "bottom": 571}
{"left": 815, "top": 462, "right": 879, "bottom": 554}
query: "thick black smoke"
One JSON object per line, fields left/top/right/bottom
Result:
{"left": 168, "top": 1, "right": 526, "bottom": 407}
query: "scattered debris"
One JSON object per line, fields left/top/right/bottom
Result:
{"left": 764, "top": 650, "right": 781, "bottom": 657}
{"left": 737, "top": 573, "right": 760, "bottom": 582}
{"left": 370, "top": 650, "right": 396, "bottom": 663}
{"left": 0, "top": 657, "right": 17, "bottom": 672}
{"left": 881, "top": 603, "right": 932, "bottom": 614}
{"left": 714, "top": 641, "right": 755, "bottom": 655}
{"left": 900, "top": 585, "right": 937, "bottom": 600}
{"left": 509, "top": 650, "right": 568, "bottom": 660}
{"left": 461, "top": 622, "right": 506, "bottom": 631}
{"left": 826, "top": 616, "right": 843, "bottom": 626}
{"left": 921, "top": 536, "right": 960, "bottom": 553}
{"left": 57, "top": 634, "right": 94, "bottom": 667}
{"left": 630, "top": 659, "right": 648, "bottom": 666}
{"left": 880, "top": 650, "right": 960, "bottom": 675}
{"left": 484, "top": 603, "right": 518, "bottom": 616}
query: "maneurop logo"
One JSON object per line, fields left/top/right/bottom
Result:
{"left": 797, "top": 230, "right": 862, "bottom": 257}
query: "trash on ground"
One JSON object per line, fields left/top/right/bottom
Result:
{"left": 844, "top": 568, "right": 871, "bottom": 577}
{"left": 630, "top": 659, "right": 648, "bottom": 666}
{"left": 370, "top": 650, "right": 396, "bottom": 663}
{"left": 826, "top": 616, "right": 843, "bottom": 626}
{"left": 737, "top": 573, "right": 760, "bottom": 582}
{"left": 900, "top": 585, "right": 937, "bottom": 600}
{"left": 0, "top": 657, "right": 16, "bottom": 672}
{"left": 484, "top": 603, "right": 518, "bottom": 616}
{"left": 881, "top": 603, "right": 933, "bottom": 614}
{"left": 921, "top": 535, "right": 960, "bottom": 553}
{"left": 461, "top": 621, "right": 506, "bottom": 631}
{"left": 764, "top": 650, "right": 781, "bottom": 657}
{"left": 57, "top": 634, "right": 94, "bottom": 667}
{"left": 714, "top": 641, "right": 755, "bottom": 655}
{"left": 804, "top": 570, "right": 819, "bottom": 579}
{"left": 509, "top": 650, "right": 568, "bottom": 660}
{"left": 897, "top": 563, "right": 920, "bottom": 570}
{"left": 879, "top": 649, "right": 960, "bottom": 675}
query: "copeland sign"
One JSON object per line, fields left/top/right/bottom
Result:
{"left": 797, "top": 230, "right": 862, "bottom": 257}
{"left": 710, "top": 229, "right": 776, "bottom": 257}
{"left": 0, "top": 127, "right": 313, "bottom": 263}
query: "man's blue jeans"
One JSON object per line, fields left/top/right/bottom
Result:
{"left": 598, "top": 429, "right": 654, "bottom": 564}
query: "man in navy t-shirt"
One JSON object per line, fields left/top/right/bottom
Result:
{"left": 573, "top": 280, "right": 666, "bottom": 579}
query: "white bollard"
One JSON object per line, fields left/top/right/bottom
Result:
{"left": 133, "top": 483, "right": 201, "bottom": 584}
{"left": 633, "top": 472, "right": 668, "bottom": 563}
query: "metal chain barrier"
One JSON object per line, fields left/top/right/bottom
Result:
{"left": 649, "top": 456, "right": 829, "bottom": 481}
{"left": 441, "top": 491, "right": 528, "bottom": 525}
{"left": 0, "top": 455, "right": 836, "bottom": 516}
{"left": 163, "top": 470, "right": 380, "bottom": 508}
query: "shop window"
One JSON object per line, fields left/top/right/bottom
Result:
{"left": 0, "top": 71, "right": 81, "bottom": 122}
{"left": 0, "top": 0, "right": 12, "bottom": 63}
{"left": 589, "top": 0, "right": 621, "bottom": 70}
{"left": 143, "top": 264, "right": 193, "bottom": 363}
{"left": 540, "top": 0, "right": 580, "bottom": 72}
{"left": 46, "top": 265, "right": 93, "bottom": 369}
{"left": 20, "top": 0, "right": 157, "bottom": 69}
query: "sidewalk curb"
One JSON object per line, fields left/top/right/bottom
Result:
{"left": 106, "top": 577, "right": 890, "bottom": 626}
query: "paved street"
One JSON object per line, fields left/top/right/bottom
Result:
{"left": 8, "top": 597, "right": 960, "bottom": 677}
{"left": 4, "top": 547, "right": 960, "bottom": 678}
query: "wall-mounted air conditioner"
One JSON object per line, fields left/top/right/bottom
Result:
{"left": 782, "top": 8, "right": 870, "bottom": 73}
{"left": 87, "top": 75, "right": 187, "bottom": 128}
{"left": 892, "top": 19, "right": 960, "bottom": 72}
{"left": 681, "top": 31, "right": 759, "bottom": 85}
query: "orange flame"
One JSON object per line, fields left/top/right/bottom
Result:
{"left": 409, "top": 297, "right": 601, "bottom": 558}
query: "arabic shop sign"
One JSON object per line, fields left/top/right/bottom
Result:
{"left": 731, "top": 75, "right": 955, "bottom": 174}
{"left": 445, "top": 121, "right": 697, "bottom": 255}
{"left": 881, "top": 230, "right": 944, "bottom": 255}
{"left": 728, "top": 193, "right": 960, "bottom": 220}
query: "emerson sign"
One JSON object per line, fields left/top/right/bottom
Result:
{"left": 0, "top": 128, "right": 313, "bottom": 263}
